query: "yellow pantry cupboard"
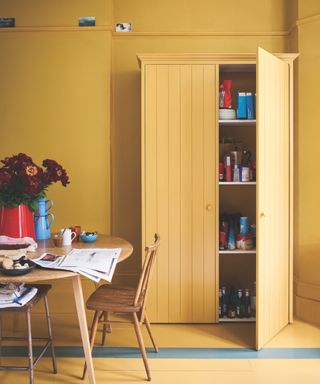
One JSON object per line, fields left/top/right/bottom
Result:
{"left": 138, "top": 48, "right": 298, "bottom": 349}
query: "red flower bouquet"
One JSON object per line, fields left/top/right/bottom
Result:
{"left": 0, "top": 153, "right": 69, "bottom": 211}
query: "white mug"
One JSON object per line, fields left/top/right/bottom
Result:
{"left": 61, "top": 228, "right": 76, "bottom": 246}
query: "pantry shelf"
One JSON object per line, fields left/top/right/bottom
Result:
{"left": 219, "top": 317, "right": 256, "bottom": 323}
{"left": 219, "top": 182, "right": 256, "bottom": 185}
{"left": 219, "top": 119, "right": 256, "bottom": 125}
{"left": 219, "top": 250, "right": 256, "bottom": 254}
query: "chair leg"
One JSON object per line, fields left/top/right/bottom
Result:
{"left": 144, "top": 313, "right": 158, "bottom": 353}
{"left": 101, "top": 312, "right": 110, "bottom": 345}
{"left": 132, "top": 312, "right": 151, "bottom": 381}
{"left": 44, "top": 294, "right": 57, "bottom": 374}
{"left": 0, "top": 314, "right": 2, "bottom": 363}
{"left": 26, "top": 309, "right": 34, "bottom": 384}
{"left": 82, "top": 310, "right": 101, "bottom": 380}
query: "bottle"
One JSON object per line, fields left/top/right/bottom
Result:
{"left": 233, "top": 165, "right": 240, "bottom": 182}
{"left": 244, "top": 288, "right": 252, "bottom": 318}
{"left": 228, "top": 286, "right": 236, "bottom": 318}
{"left": 219, "top": 219, "right": 227, "bottom": 250}
{"left": 219, "top": 162, "right": 225, "bottom": 181}
{"left": 225, "top": 155, "right": 232, "bottom": 182}
{"left": 219, "top": 83, "right": 225, "bottom": 108}
{"left": 227, "top": 221, "right": 236, "bottom": 250}
{"left": 221, "top": 286, "right": 228, "bottom": 318}
{"left": 219, "top": 288, "right": 222, "bottom": 317}
{"left": 235, "top": 289, "right": 243, "bottom": 318}
{"left": 251, "top": 282, "right": 256, "bottom": 317}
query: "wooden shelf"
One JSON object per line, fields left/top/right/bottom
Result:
{"left": 219, "top": 317, "right": 256, "bottom": 323}
{"left": 219, "top": 119, "right": 257, "bottom": 127}
{"left": 219, "top": 119, "right": 256, "bottom": 125}
{"left": 219, "top": 182, "right": 256, "bottom": 185}
{"left": 219, "top": 250, "right": 256, "bottom": 254}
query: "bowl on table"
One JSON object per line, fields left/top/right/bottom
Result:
{"left": 80, "top": 231, "right": 98, "bottom": 243}
{"left": 0, "top": 257, "right": 35, "bottom": 276}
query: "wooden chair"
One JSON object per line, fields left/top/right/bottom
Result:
{"left": 82, "top": 234, "right": 160, "bottom": 381}
{"left": 0, "top": 285, "right": 57, "bottom": 384}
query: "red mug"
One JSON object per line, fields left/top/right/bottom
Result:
{"left": 70, "top": 226, "right": 81, "bottom": 242}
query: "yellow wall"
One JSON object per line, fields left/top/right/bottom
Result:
{"left": 2, "top": 0, "right": 320, "bottom": 328}
{"left": 0, "top": 2, "right": 112, "bottom": 234}
{"left": 292, "top": 2, "right": 320, "bottom": 325}
{"left": 0, "top": 1, "right": 113, "bottom": 328}
{"left": 113, "top": 0, "right": 289, "bottom": 32}
{"left": 0, "top": 0, "right": 112, "bottom": 26}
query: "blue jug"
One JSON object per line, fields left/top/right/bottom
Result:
{"left": 34, "top": 213, "right": 54, "bottom": 240}
{"left": 36, "top": 198, "right": 54, "bottom": 216}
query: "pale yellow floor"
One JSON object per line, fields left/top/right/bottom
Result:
{"left": 0, "top": 318, "right": 319, "bottom": 383}
{"left": 1, "top": 358, "right": 320, "bottom": 384}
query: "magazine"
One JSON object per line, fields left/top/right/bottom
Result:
{"left": 0, "top": 283, "right": 38, "bottom": 308}
{"left": 31, "top": 248, "right": 121, "bottom": 283}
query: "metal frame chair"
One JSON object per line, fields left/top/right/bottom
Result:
{"left": 0, "top": 284, "right": 57, "bottom": 384}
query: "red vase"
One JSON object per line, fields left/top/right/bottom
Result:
{"left": 0, "top": 205, "right": 35, "bottom": 239}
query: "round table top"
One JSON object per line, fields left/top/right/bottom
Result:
{"left": 0, "top": 235, "right": 133, "bottom": 283}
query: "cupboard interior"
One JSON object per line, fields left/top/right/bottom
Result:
{"left": 218, "top": 64, "right": 257, "bottom": 322}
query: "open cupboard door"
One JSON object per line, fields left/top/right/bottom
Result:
{"left": 256, "top": 47, "right": 290, "bottom": 350}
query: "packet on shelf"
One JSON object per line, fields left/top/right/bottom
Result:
{"left": 236, "top": 234, "right": 254, "bottom": 250}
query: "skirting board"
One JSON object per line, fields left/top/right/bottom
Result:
{"left": 1, "top": 346, "right": 320, "bottom": 359}
{"left": 295, "top": 295, "right": 320, "bottom": 327}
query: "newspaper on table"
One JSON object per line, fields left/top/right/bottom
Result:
{"left": 31, "top": 248, "right": 121, "bottom": 283}
{"left": 0, "top": 283, "right": 38, "bottom": 308}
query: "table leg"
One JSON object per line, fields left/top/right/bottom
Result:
{"left": 72, "top": 275, "right": 96, "bottom": 384}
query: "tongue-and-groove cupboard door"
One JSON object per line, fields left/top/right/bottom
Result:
{"left": 142, "top": 64, "right": 217, "bottom": 322}
{"left": 256, "top": 47, "right": 290, "bottom": 349}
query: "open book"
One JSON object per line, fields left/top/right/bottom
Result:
{"left": 31, "top": 248, "right": 121, "bottom": 283}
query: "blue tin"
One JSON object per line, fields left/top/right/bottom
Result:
{"left": 246, "top": 92, "right": 254, "bottom": 120}
{"left": 240, "top": 217, "right": 249, "bottom": 235}
{"left": 237, "top": 92, "right": 247, "bottom": 119}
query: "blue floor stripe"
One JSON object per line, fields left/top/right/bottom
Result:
{"left": 1, "top": 346, "right": 320, "bottom": 359}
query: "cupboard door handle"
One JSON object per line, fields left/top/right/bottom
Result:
{"left": 206, "top": 204, "right": 213, "bottom": 211}
{"left": 260, "top": 212, "right": 265, "bottom": 218}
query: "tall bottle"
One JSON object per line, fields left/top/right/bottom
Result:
{"left": 225, "top": 155, "right": 232, "bottom": 182}
{"left": 221, "top": 286, "right": 228, "bottom": 318}
{"left": 235, "top": 289, "right": 244, "bottom": 318}
{"left": 219, "top": 288, "right": 222, "bottom": 317}
{"left": 228, "top": 221, "right": 236, "bottom": 250}
{"left": 251, "top": 282, "right": 256, "bottom": 317}
{"left": 228, "top": 286, "right": 236, "bottom": 319}
{"left": 244, "top": 288, "right": 252, "bottom": 318}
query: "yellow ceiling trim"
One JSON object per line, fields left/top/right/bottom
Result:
{"left": 113, "top": 30, "right": 289, "bottom": 38}
{"left": 296, "top": 13, "right": 320, "bottom": 27}
{"left": 0, "top": 26, "right": 113, "bottom": 33}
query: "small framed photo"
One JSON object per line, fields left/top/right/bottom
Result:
{"left": 79, "top": 17, "right": 96, "bottom": 27}
{"left": 115, "top": 23, "right": 132, "bottom": 32}
{"left": 0, "top": 18, "right": 15, "bottom": 28}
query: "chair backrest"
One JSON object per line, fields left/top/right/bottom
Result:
{"left": 134, "top": 234, "right": 160, "bottom": 318}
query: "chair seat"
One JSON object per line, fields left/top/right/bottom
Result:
{"left": 0, "top": 284, "right": 51, "bottom": 312}
{"left": 86, "top": 284, "right": 144, "bottom": 313}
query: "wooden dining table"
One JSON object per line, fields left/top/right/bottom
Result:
{"left": 0, "top": 235, "right": 133, "bottom": 384}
